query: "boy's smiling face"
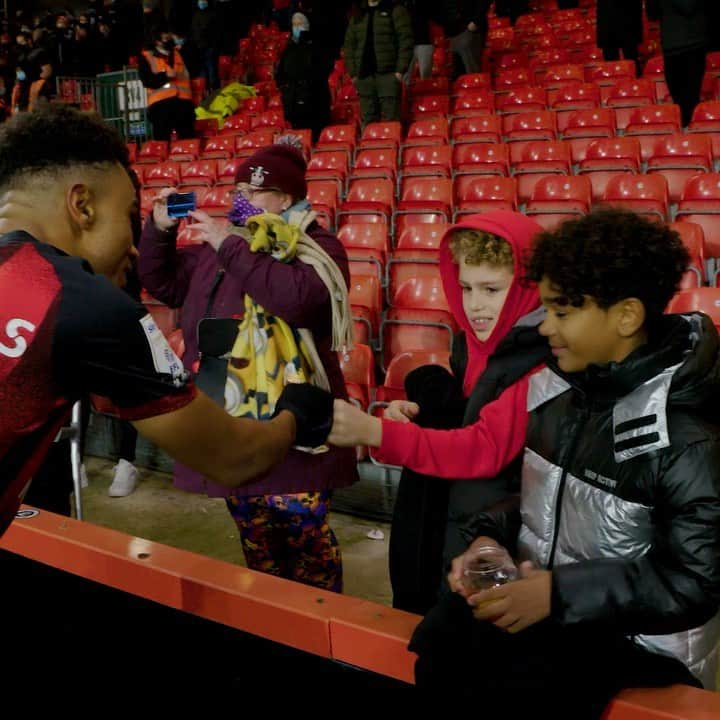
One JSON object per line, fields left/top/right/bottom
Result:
{"left": 458, "top": 258, "right": 513, "bottom": 341}
{"left": 538, "top": 277, "right": 646, "bottom": 373}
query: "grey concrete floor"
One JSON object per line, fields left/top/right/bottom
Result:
{"left": 81, "top": 456, "right": 393, "bottom": 606}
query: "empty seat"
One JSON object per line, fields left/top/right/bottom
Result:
{"left": 687, "top": 101, "right": 720, "bottom": 160}
{"left": 216, "top": 157, "right": 243, "bottom": 185}
{"left": 395, "top": 177, "right": 453, "bottom": 231}
{"left": 510, "top": 140, "right": 572, "bottom": 204}
{"left": 602, "top": 173, "right": 669, "bottom": 221}
{"left": 526, "top": 174, "right": 592, "bottom": 214}
{"left": 143, "top": 161, "right": 181, "bottom": 188}
{"left": 400, "top": 145, "right": 452, "bottom": 183}
{"left": 450, "top": 114, "right": 502, "bottom": 144}
{"left": 200, "top": 135, "right": 235, "bottom": 160}
{"left": 560, "top": 108, "right": 615, "bottom": 164}
{"left": 381, "top": 276, "right": 456, "bottom": 370}
{"left": 337, "top": 343, "right": 375, "bottom": 410}
{"left": 453, "top": 176, "right": 518, "bottom": 219}
{"left": 168, "top": 139, "right": 201, "bottom": 162}
{"left": 306, "top": 150, "right": 349, "bottom": 198}
{"left": 496, "top": 86, "right": 547, "bottom": 115}
{"left": 403, "top": 117, "right": 449, "bottom": 147}
{"left": 675, "top": 173, "right": 720, "bottom": 258}
{"left": 452, "top": 142, "right": 510, "bottom": 177}
{"left": 605, "top": 79, "right": 655, "bottom": 130}
{"left": 450, "top": 90, "right": 495, "bottom": 118}
{"left": 646, "top": 134, "right": 713, "bottom": 203}
{"left": 178, "top": 160, "right": 216, "bottom": 188}
{"left": 136, "top": 140, "right": 168, "bottom": 164}
{"left": 351, "top": 149, "right": 398, "bottom": 185}
{"left": 349, "top": 273, "right": 382, "bottom": 344}
{"left": 218, "top": 114, "right": 251, "bottom": 136}
{"left": 306, "top": 179, "right": 340, "bottom": 229}
{"left": 624, "top": 104, "right": 682, "bottom": 161}
{"left": 358, "top": 121, "right": 403, "bottom": 152}
{"left": 577, "top": 137, "right": 642, "bottom": 203}
{"left": 502, "top": 111, "right": 557, "bottom": 144}
{"left": 338, "top": 178, "right": 395, "bottom": 228}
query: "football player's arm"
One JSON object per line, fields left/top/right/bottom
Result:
{"left": 132, "top": 392, "right": 295, "bottom": 486}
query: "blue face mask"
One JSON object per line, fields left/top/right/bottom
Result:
{"left": 292, "top": 26, "right": 305, "bottom": 40}
{"left": 174, "top": 37, "right": 185, "bottom": 47}
{"left": 16, "top": 69, "right": 26, "bottom": 81}
{"left": 197, "top": 1, "right": 208, "bottom": 9}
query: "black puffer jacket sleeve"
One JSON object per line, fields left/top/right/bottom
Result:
{"left": 552, "top": 438, "right": 720, "bottom": 634}
{"left": 458, "top": 505, "right": 522, "bottom": 556}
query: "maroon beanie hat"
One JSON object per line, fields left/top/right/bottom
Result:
{"left": 235, "top": 142, "right": 307, "bottom": 200}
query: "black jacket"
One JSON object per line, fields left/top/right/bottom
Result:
{"left": 464, "top": 313, "right": 720, "bottom": 686}
{"left": 646, "top": 0, "right": 709, "bottom": 55}
{"left": 389, "top": 321, "right": 549, "bottom": 615}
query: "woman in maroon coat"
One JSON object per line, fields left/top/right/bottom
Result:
{"left": 138, "top": 141, "right": 358, "bottom": 592}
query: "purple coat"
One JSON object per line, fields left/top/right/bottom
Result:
{"left": 137, "top": 218, "right": 359, "bottom": 497}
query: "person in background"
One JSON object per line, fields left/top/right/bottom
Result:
{"left": 596, "top": 0, "right": 642, "bottom": 74}
{"left": 276, "top": 12, "right": 332, "bottom": 141}
{"left": 191, "top": 0, "right": 219, "bottom": 91}
{"left": 440, "top": 0, "right": 491, "bottom": 76}
{"left": 27, "top": 60, "right": 54, "bottom": 111}
{"left": 405, "top": 0, "right": 436, "bottom": 80}
{"left": 343, "top": 0, "right": 414, "bottom": 126}
{"left": 137, "top": 138, "right": 358, "bottom": 592}
{"left": 646, "top": 0, "right": 709, "bottom": 128}
{"left": 138, "top": 27, "right": 195, "bottom": 140}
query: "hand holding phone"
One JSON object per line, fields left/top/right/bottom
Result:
{"left": 166, "top": 191, "right": 197, "bottom": 218}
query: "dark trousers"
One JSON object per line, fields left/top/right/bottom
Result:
{"left": 118, "top": 421, "right": 138, "bottom": 463}
{"left": 148, "top": 98, "right": 196, "bottom": 140}
{"left": 665, "top": 47, "right": 707, "bottom": 127}
{"left": 411, "top": 593, "right": 701, "bottom": 717}
{"left": 389, "top": 469, "right": 449, "bottom": 615}
{"left": 356, "top": 73, "right": 402, "bottom": 125}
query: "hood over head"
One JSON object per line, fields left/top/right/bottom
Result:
{"left": 439, "top": 211, "right": 543, "bottom": 394}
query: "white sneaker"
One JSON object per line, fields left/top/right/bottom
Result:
{"left": 108, "top": 459, "right": 139, "bottom": 497}
{"left": 80, "top": 464, "right": 89, "bottom": 489}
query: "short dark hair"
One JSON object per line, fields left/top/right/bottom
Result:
{"left": 525, "top": 208, "right": 690, "bottom": 325}
{"left": 0, "top": 105, "right": 129, "bottom": 190}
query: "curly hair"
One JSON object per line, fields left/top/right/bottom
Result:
{"left": 0, "top": 105, "right": 129, "bottom": 190}
{"left": 525, "top": 208, "right": 689, "bottom": 324}
{"left": 449, "top": 229, "right": 514, "bottom": 268}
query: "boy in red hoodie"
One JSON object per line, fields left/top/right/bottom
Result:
{"left": 330, "top": 211, "right": 549, "bottom": 612}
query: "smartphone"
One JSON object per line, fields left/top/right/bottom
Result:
{"left": 166, "top": 191, "right": 196, "bottom": 218}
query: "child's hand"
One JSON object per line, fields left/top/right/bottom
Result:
{"left": 385, "top": 400, "right": 419, "bottom": 423}
{"left": 152, "top": 187, "right": 180, "bottom": 231}
{"left": 468, "top": 561, "right": 551, "bottom": 633}
{"left": 187, "top": 210, "right": 231, "bottom": 251}
{"left": 448, "top": 536, "right": 504, "bottom": 598}
{"left": 328, "top": 399, "right": 382, "bottom": 448}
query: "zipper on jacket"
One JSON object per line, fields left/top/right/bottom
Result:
{"left": 546, "top": 403, "right": 590, "bottom": 569}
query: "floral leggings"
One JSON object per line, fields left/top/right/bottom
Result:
{"left": 225, "top": 490, "right": 342, "bottom": 593}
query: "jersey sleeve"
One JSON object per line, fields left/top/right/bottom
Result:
{"left": 53, "top": 260, "right": 196, "bottom": 421}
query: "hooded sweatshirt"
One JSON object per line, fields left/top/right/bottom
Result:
{"left": 375, "top": 211, "right": 544, "bottom": 477}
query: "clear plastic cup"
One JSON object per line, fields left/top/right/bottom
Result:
{"left": 461, "top": 545, "right": 518, "bottom": 592}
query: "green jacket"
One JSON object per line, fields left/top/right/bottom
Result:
{"left": 343, "top": 0, "right": 414, "bottom": 77}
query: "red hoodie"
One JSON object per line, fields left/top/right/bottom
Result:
{"left": 375, "top": 211, "right": 544, "bottom": 478}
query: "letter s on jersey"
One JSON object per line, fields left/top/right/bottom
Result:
{"left": 0, "top": 318, "right": 37, "bottom": 358}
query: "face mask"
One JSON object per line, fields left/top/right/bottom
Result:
{"left": 292, "top": 26, "right": 305, "bottom": 40}
{"left": 198, "top": 1, "right": 208, "bottom": 9}
{"left": 174, "top": 37, "right": 185, "bottom": 47}
{"left": 16, "top": 69, "right": 26, "bottom": 81}
{"left": 228, "top": 194, "right": 263, "bottom": 226}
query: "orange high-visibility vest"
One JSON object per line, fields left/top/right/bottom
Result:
{"left": 28, "top": 79, "right": 46, "bottom": 112}
{"left": 141, "top": 50, "right": 192, "bottom": 106}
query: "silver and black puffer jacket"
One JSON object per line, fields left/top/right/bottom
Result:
{"left": 465, "top": 313, "right": 720, "bottom": 689}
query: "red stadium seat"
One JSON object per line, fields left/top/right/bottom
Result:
{"left": 395, "top": 177, "right": 452, "bottom": 232}
{"left": 400, "top": 145, "right": 452, "bottom": 184}
{"left": 453, "top": 176, "right": 518, "bottom": 219}
{"left": 670, "top": 220, "right": 707, "bottom": 287}
{"left": 349, "top": 273, "right": 382, "bottom": 343}
{"left": 450, "top": 114, "right": 502, "bottom": 145}
{"left": 605, "top": 79, "right": 655, "bottom": 129}
{"left": 136, "top": 140, "right": 168, "bottom": 164}
{"left": 143, "top": 161, "right": 181, "bottom": 188}
{"left": 200, "top": 135, "right": 235, "bottom": 160}
{"left": 675, "top": 173, "right": 720, "bottom": 258}
{"left": 624, "top": 104, "right": 682, "bottom": 161}
{"left": 560, "top": 108, "right": 615, "bottom": 164}
{"left": 496, "top": 86, "right": 547, "bottom": 115}
{"left": 452, "top": 142, "right": 510, "bottom": 177}
{"left": 666, "top": 288, "right": 720, "bottom": 329}
{"left": 510, "top": 140, "right": 572, "bottom": 204}
{"left": 306, "top": 151, "right": 349, "bottom": 198}
{"left": 168, "top": 139, "right": 201, "bottom": 162}
{"left": 337, "top": 343, "right": 375, "bottom": 410}
{"left": 450, "top": 90, "right": 495, "bottom": 118}
{"left": 403, "top": 117, "right": 449, "bottom": 147}
{"left": 602, "top": 173, "right": 670, "bottom": 221}
{"left": 687, "top": 101, "right": 720, "bottom": 160}
{"left": 215, "top": 157, "right": 243, "bottom": 185}
{"left": 646, "top": 134, "right": 713, "bottom": 203}
{"left": 338, "top": 178, "right": 395, "bottom": 228}
{"left": 179, "top": 160, "right": 217, "bottom": 188}
{"left": 577, "top": 137, "right": 642, "bottom": 202}
{"left": 218, "top": 114, "right": 251, "bottom": 136}
{"left": 357, "top": 121, "right": 403, "bottom": 153}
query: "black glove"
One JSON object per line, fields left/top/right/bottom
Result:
{"left": 273, "top": 383, "right": 334, "bottom": 448}
{"left": 405, "top": 365, "right": 466, "bottom": 429}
